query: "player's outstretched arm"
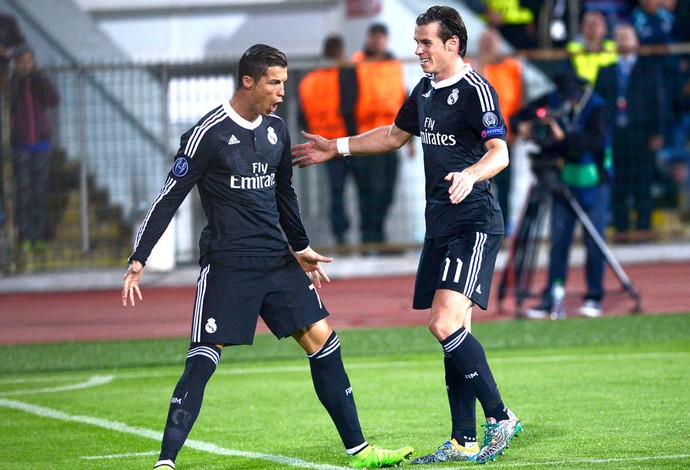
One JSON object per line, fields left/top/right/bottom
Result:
{"left": 292, "top": 126, "right": 412, "bottom": 168}
{"left": 294, "top": 246, "right": 332, "bottom": 289}
{"left": 122, "top": 260, "right": 144, "bottom": 307}
{"left": 291, "top": 131, "right": 338, "bottom": 168}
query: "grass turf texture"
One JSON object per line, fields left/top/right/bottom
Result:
{"left": 1, "top": 313, "right": 688, "bottom": 469}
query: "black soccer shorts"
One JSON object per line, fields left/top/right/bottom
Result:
{"left": 190, "top": 253, "right": 329, "bottom": 345}
{"left": 413, "top": 231, "right": 502, "bottom": 311}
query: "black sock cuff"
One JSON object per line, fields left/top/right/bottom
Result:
{"left": 440, "top": 327, "right": 469, "bottom": 354}
{"left": 307, "top": 331, "right": 340, "bottom": 360}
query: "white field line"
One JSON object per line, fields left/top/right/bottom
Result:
{"left": 1, "top": 351, "right": 687, "bottom": 385}
{"left": 0, "top": 375, "right": 114, "bottom": 396}
{"left": 0, "top": 375, "right": 87, "bottom": 384}
{"left": 0, "top": 398, "right": 350, "bottom": 470}
{"left": 502, "top": 454, "right": 690, "bottom": 466}
{"left": 1, "top": 351, "right": 688, "bottom": 468}
{"left": 3, "top": 398, "right": 688, "bottom": 468}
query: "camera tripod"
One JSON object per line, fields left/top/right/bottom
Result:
{"left": 497, "top": 166, "right": 642, "bottom": 316}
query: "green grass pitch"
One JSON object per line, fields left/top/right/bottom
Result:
{"left": 1, "top": 313, "right": 689, "bottom": 469}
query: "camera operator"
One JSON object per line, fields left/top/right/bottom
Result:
{"left": 512, "top": 72, "right": 610, "bottom": 319}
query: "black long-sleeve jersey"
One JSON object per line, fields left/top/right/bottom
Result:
{"left": 129, "top": 101, "right": 309, "bottom": 266}
{"left": 394, "top": 64, "right": 506, "bottom": 238}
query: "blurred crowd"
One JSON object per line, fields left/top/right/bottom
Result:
{"left": 463, "top": 0, "right": 689, "bottom": 318}
{"left": 464, "top": 0, "right": 690, "bottom": 244}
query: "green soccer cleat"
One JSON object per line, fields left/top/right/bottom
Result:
{"left": 410, "top": 438, "right": 479, "bottom": 464}
{"left": 348, "top": 445, "right": 414, "bottom": 468}
{"left": 475, "top": 409, "right": 522, "bottom": 464}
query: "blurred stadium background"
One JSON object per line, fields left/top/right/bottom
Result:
{"left": 0, "top": 0, "right": 688, "bottom": 304}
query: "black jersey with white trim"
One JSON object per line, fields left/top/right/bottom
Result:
{"left": 394, "top": 64, "right": 506, "bottom": 238}
{"left": 129, "top": 101, "right": 309, "bottom": 265}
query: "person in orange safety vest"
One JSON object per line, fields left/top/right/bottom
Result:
{"left": 299, "top": 35, "right": 357, "bottom": 245}
{"left": 349, "top": 23, "right": 409, "bottom": 251}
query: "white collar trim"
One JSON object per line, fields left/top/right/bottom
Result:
{"left": 432, "top": 62, "right": 472, "bottom": 89}
{"left": 223, "top": 100, "right": 262, "bottom": 130}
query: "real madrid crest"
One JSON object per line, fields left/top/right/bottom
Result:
{"left": 447, "top": 88, "right": 459, "bottom": 105}
{"left": 267, "top": 126, "right": 278, "bottom": 145}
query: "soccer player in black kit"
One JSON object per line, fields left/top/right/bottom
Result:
{"left": 292, "top": 6, "right": 522, "bottom": 465}
{"left": 122, "top": 44, "right": 412, "bottom": 470}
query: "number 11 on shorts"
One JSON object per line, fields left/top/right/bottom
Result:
{"left": 442, "top": 257, "right": 463, "bottom": 283}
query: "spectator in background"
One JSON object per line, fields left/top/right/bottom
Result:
{"left": 10, "top": 46, "right": 60, "bottom": 253}
{"left": 0, "top": 10, "right": 25, "bottom": 62}
{"left": 0, "top": 9, "right": 26, "bottom": 226}
{"left": 566, "top": 10, "right": 618, "bottom": 85}
{"left": 299, "top": 35, "right": 356, "bottom": 245}
{"left": 349, "top": 23, "right": 408, "bottom": 251}
{"left": 516, "top": 72, "right": 611, "bottom": 319}
{"left": 464, "top": 0, "right": 538, "bottom": 50}
{"left": 630, "top": 0, "right": 677, "bottom": 45}
{"left": 630, "top": 1, "right": 682, "bottom": 224}
{"left": 595, "top": 23, "right": 666, "bottom": 243}
{"left": 472, "top": 27, "right": 524, "bottom": 232}
{"left": 663, "top": 0, "right": 690, "bottom": 41}
{"left": 656, "top": 0, "right": 690, "bottom": 211}
{"left": 582, "top": 0, "right": 634, "bottom": 32}
{"left": 534, "top": 0, "right": 579, "bottom": 49}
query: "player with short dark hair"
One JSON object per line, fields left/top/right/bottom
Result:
{"left": 122, "top": 43, "right": 412, "bottom": 470}
{"left": 292, "top": 6, "right": 522, "bottom": 465}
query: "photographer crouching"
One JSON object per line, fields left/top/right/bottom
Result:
{"left": 512, "top": 71, "right": 611, "bottom": 319}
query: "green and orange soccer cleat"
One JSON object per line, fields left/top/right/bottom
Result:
{"left": 348, "top": 445, "right": 414, "bottom": 468}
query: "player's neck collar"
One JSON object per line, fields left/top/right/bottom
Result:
{"left": 432, "top": 62, "right": 472, "bottom": 89}
{"left": 223, "top": 100, "right": 263, "bottom": 130}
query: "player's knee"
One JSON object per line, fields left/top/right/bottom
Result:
{"left": 293, "top": 320, "right": 333, "bottom": 354}
{"left": 428, "top": 318, "right": 455, "bottom": 341}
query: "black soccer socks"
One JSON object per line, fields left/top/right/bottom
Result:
{"left": 444, "top": 352, "right": 477, "bottom": 445}
{"left": 441, "top": 328, "right": 509, "bottom": 422}
{"left": 308, "top": 331, "right": 367, "bottom": 453}
{"left": 159, "top": 344, "right": 221, "bottom": 462}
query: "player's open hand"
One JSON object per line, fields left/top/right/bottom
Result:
{"left": 122, "top": 260, "right": 144, "bottom": 307}
{"left": 294, "top": 247, "right": 332, "bottom": 288}
{"left": 291, "top": 131, "right": 337, "bottom": 168}
{"left": 445, "top": 171, "right": 477, "bottom": 204}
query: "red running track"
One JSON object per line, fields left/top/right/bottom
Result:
{"left": 1, "top": 261, "right": 688, "bottom": 345}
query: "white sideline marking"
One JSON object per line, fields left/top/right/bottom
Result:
{"left": 80, "top": 451, "right": 158, "bottom": 460}
{"left": 0, "top": 399, "right": 350, "bottom": 470}
{"left": 0, "top": 375, "right": 114, "bottom": 396}
{"left": 0, "top": 375, "right": 84, "bottom": 385}
{"left": 502, "top": 454, "right": 690, "bottom": 466}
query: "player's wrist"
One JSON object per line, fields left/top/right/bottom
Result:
{"left": 336, "top": 137, "right": 351, "bottom": 156}
{"left": 294, "top": 245, "right": 311, "bottom": 254}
